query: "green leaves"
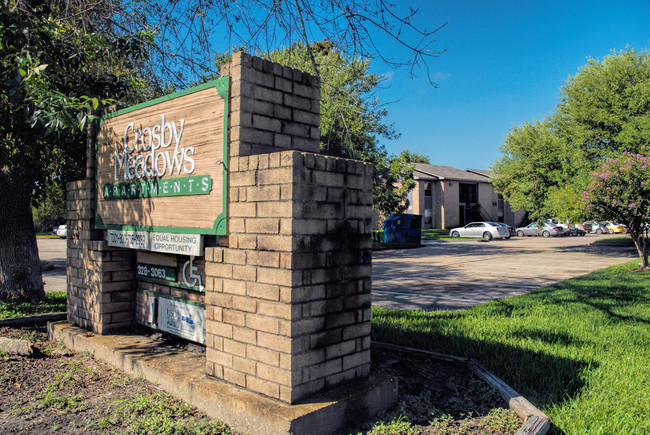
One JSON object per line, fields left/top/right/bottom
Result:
{"left": 0, "top": 5, "right": 152, "bottom": 197}
{"left": 559, "top": 48, "right": 650, "bottom": 156}
{"left": 492, "top": 47, "right": 650, "bottom": 224}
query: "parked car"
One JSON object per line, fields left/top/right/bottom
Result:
{"left": 516, "top": 222, "right": 565, "bottom": 238}
{"left": 568, "top": 224, "right": 586, "bottom": 236}
{"left": 545, "top": 219, "right": 570, "bottom": 236}
{"left": 496, "top": 222, "right": 517, "bottom": 237}
{"left": 52, "top": 226, "right": 59, "bottom": 236}
{"left": 601, "top": 221, "right": 626, "bottom": 234}
{"left": 449, "top": 221, "right": 510, "bottom": 241}
{"left": 56, "top": 225, "right": 67, "bottom": 239}
{"left": 582, "top": 221, "right": 608, "bottom": 234}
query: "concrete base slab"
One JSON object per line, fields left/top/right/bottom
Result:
{"left": 48, "top": 321, "right": 398, "bottom": 435}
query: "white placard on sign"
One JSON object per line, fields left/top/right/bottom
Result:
{"left": 158, "top": 297, "right": 205, "bottom": 344}
{"left": 107, "top": 230, "right": 149, "bottom": 250}
{"left": 107, "top": 230, "right": 202, "bottom": 256}
{"left": 149, "top": 232, "right": 203, "bottom": 256}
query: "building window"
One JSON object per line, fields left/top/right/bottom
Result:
{"left": 497, "top": 193, "right": 505, "bottom": 222}
{"left": 459, "top": 183, "right": 479, "bottom": 225}
{"left": 459, "top": 183, "right": 478, "bottom": 205}
{"left": 423, "top": 182, "right": 433, "bottom": 225}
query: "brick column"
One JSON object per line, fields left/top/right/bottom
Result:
{"left": 66, "top": 179, "right": 135, "bottom": 334}
{"left": 221, "top": 51, "right": 321, "bottom": 157}
{"left": 203, "top": 52, "right": 374, "bottom": 404}
{"left": 205, "top": 151, "right": 373, "bottom": 404}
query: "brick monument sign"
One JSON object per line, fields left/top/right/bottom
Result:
{"left": 59, "top": 52, "right": 395, "bottom": 433}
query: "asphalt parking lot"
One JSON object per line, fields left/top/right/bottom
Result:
{"left": 372, "top": 234, "right": 638, "bottom": 311}
{"left": 39, "top": 234, "right": 638, "bottom": 310}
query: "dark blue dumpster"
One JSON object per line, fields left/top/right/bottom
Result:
{"left": 383, "top": 214, "right": 422, "bottom": 244}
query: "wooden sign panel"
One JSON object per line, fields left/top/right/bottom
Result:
{"left": 95, "top": 78, "right": 229, "bottom": 235}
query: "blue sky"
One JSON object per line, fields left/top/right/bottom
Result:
{"left": 370, "top": 1, "right": 650, "bottom": 170}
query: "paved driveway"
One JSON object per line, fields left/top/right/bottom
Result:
{"left": 38, "top": 234, "right": 637, "bottom": 309}
{"left": 38, "top": 238, "right": 67, "bottom": 292}
{"left": 372, "top": 234, "right": 637, "bottom": 311}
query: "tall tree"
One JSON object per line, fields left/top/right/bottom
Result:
{"left": 556, "top": 48, "right": 650, "bottom": 159}
{"left": 0, "top": 1, "right": 151, "bottom": 301}
{"left": 492, "top": 47, "right": 650, "bottom": 224}
{"left": 264, "top": 41, "right": 417, "bottom": 215}
{"left": 491, "top": 119, "right": 589, "bottom": 222}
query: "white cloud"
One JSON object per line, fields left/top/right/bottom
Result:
{"left": 433, "top": 72, "right": 452, "bottom": 81}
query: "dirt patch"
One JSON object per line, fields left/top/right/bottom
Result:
{"left": 1, "top": 324, "right": 521, "bottom": 434}
{"left": 342, "top": 347, "right": 522, "bottom": 434}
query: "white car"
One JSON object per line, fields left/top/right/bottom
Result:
{"left": 56, "top": 224, "right": 68, "bottom": 239}
{"left": 449, "top": 222, "right": 510, "bottom": 241}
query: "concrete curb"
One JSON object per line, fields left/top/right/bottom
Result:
{"left": 0, "top": 312, "right": 67, "bottom": 327}
{"left": 48, "top": 321, "right": 398, "bottom": 435}
{"left": 372, "top": 342, "right": 550, "bottom": 435}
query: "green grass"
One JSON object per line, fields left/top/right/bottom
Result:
{"left": 36, "top": 232, "right": 59, "bottom": 238}
{"left": 372, "top": 260, "right": 650, "bottom": 434}
{"left": 0, "top": 291, "right": 66, "bottom": 318}
{"left": 96, "top": 392, "right": 234, "bottom": 434}
{"left": 421, "top": 228, "right": 455, "bottom": 240}
{"left": 592, "top": 235, "right": 636, "bottom": 246}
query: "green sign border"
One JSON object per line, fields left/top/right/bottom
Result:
{"left": 95, "top": 77, "right": 229, "bottom": 236}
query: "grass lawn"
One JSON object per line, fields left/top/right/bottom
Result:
{"left": 372, "top": 260, "right": 650, "bottom": 434}
{"left": 36, "top": 232, "right": 60, "bottom": 238}
{"left": 421, "top": 228, "right": 454, "bottom": 240}
{"left": 0, "top": 291, "right": 66, "bottom": 319}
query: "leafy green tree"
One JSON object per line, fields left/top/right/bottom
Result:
{"left": 397, "top": 150, "right": 430, "bottom": 164}
{"left": 0, "top": 2, "right": 151, "bottom": 301}
{"left": 261, "top": 42, "right": 418, "bottom": 215}
{"left": 492, "top": 48, "right": 650, "bottom": 223}
{"left": 584, "top": 150, "right": 650, "bottom": 269}
{"left": 492, "top": 119, "right": 589, "bottom": 222}
{"left": 557, "top": 48, "right": 650, "bottom": 159}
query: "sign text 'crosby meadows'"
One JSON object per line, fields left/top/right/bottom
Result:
{"left": 113, "top": 115, "right": 195, "bottom": 181}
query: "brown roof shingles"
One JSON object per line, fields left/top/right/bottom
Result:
{"left": 413, "top": 163, "right": 492, "bottom": 182}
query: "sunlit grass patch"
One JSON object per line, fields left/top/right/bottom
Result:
{"left": 372, "top": 260, "right": 650, "bottom": 434}
{"left": 0, "top": 291, "right": 66, "bottom": 318}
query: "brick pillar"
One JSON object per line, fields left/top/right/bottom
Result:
{"left": 220, "top": 51, "right": 321, "bottom": 157}
{"left": 205, "top": 151, "right": 373, "bottom": 404}
{"left": 66, "top": 179, "right": 135, "bottom": 334}
{"left": 204, "top": 52, "right": 373, "bottom": 404}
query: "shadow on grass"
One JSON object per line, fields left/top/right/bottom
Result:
{"left": 372, "top": 313, "right": 591, "bottom": 412}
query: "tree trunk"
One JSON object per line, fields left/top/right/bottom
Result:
{"left": 0, "top": 169, "right": 45, "bottom": 303}
{"left": 631, "top": 229, "right": 649, "bottom": 271}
